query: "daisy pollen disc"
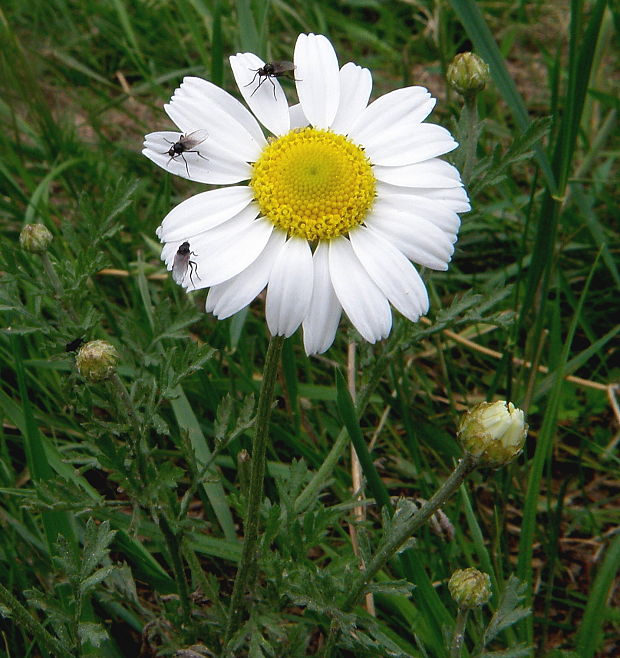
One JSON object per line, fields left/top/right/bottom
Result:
{"left": 251, "top": 128, "right": 376, "bottom": 241}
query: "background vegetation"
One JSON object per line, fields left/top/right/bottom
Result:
{"left": 0, "top": 0, "right": 618, "bottom": 656}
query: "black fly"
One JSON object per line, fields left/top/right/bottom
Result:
{"left": 172, "top": 242, "right": 200, "bottom": 287}
{"left": 162, "top": 130, "right": 208, "bottom": 176}
{"left": 65, "top": 337, "right": 85, "bottom": 353}
{"left": 245, "top": 61, "right": 296, "bottom": 100}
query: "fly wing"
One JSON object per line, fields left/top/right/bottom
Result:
{"left": 172, "top": 252, "right": 188, "bottom": 285}
{"left": 272, "top": 61, "right": 295, "bottom": 74}
{"left": 183, "top": 129, "right": 209, "bottom": 149}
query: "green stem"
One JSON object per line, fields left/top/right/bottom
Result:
{"left": 40, "top": 252, "right": 79, "bottom": 323}
{"left": 41, "top": 252, "right": 63, "bottom": 297}
{"left": 450, "top": 607, "right": 469, "bottom": 658}
{"left": 183, "top": 539, "right": 226, "bottom": 617}
{"left": 158, "top": 513, "right": 191, "bottom": 624}
{"left": 0, "top": 583, "right": 73, "bottom": 658}
{"left": 295, "top": 426, "right": 348, "bottom": 513}
{"left": 344, "top": 454, "right": 478, "bottom": 609}
{"left": 108, "top": 373, "right": 146, "bottom": 480}
{"left": 295, "top": 338, "right": 399, "bottom": 513}
{"left": 223, "top": 334, "right": 284, "bottom": 648}
{"left": 461, "top": 93, "right": 478, "bottom": 185}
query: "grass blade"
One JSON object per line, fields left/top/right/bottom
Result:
{"left": 576, "top": 532, "right": 620, "bottom": 658}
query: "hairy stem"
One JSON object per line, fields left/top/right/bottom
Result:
{"left": 223, "top": 334, "right": 284, "bottom": 649}
{"left": 450, "top": 607, "right": 469, "bottom": 658}
{"left": 344, "top": 454, "right": 478, "bottom": 609}
{"left": 0, "top": 583, "right": 73, "bottom": 658}
{"left": 461, "top": 93, "right": 478, "bottom": 184}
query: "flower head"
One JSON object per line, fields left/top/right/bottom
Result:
{"left": 458, "top": 400, "right": 528, "bottom": 468}
{"left": 448, "top": 567, "right": 491, "bottom": 608}
{"left": 143, "top": 34, "right": 469, "bottom": 354}
{"left": 447, "top": 53, "right": 490, "bottom": 96}
{"left": 20, "top": 224, "right": 53, "bottom": 253}
{"left": 76, "top": 340, "right": 119, "bottom": 382}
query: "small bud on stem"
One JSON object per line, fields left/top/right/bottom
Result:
{"left": 19, "top": 224, "right": 53, "bottom": 253}
{"left": 449, "top": 567, "right": 492, "bottom": 609}
{"left": 458, "top": 401, "right": 528, "bottom": 468}
{"left": 447, "top": 52, "right": 490, "bottom": 97}
{"left": 75, "top": 340, "right": 119, "bottom": 382}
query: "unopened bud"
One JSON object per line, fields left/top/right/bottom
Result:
{"left": 447, "top": 52, "right": 490, "bottom": 96}
{"left": 448, "top": 567, "right": 491, "bottom": 609}
{"left": 76, "top": 340, "right": 118, "bottom": 382}
{"left": 19, "top": 224, "right": 53, "bottom": 253}
{"left": 458, "top": 401, "right": 527, "bottom": 468}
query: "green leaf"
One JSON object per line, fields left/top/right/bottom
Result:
{"left": 483, "top": 575, "right": 531, "bottom": 645}
{"left": 576, "top": 533, "right": 620, "bottom": 658}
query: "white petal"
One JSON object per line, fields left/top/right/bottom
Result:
{"left": 165, "top": 98, "right": 262, "bottom": 162}
{"left": 330, "top": 62, "right": 372, "bottom": 135}
{"left": 294, "top": 33, "right": 340, "bottom": 129}
{"left": 181, "top": 216, "right": 274, "bottom": 289}
{"left": 348, "top": 87, "right": 435, "bottom": 145}
{"left": 370, "top": 194, "right": 461, "bottom": 235}
{"left": 363, "top": 122, "right": 458, "bottom": 166}
{"left": 161, "top": 205, "right": 258, "bottom": 272}
{"left": 349, "top": 227, "right": 429, "bottom": 322}
{"left": 376, "top": 180, "right": 471, "bottom": 213}
{"left": 373, "top": 158, "right": 464, "bottom": 188}
{"left": 206, "top": 230, "right": 287, "bottom": 318}
{"left": 328, "top": 237, "right": 392, "bottom": 343}
{"left": 229, "top": 53, "right": 290, "bottom": 136}
{"left": 265, "top": 237, "right": 314, "bottom": 337}
{"left": 173, "top": 76, "right": 266, "bottom": 147}
{"left": 143, "top": 132, "right": 251, "bottom": 184}
{"left": 302, "top": 242, "right": 342, "bottom": 355}
{"left": 157, "top": 187, "right": 255, "bottom": 242}
{"left": 365, "top": 207, "right": 455, "bottom": 271}
{"left": 289, "top": 103, "right": 309, "bottom": 129}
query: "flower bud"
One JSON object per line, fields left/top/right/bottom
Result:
{"left": 19, "top": 224, "right": 53, "bottom": 253}
{"left": 447, "top": 52, "right": 490, "bottom": 96}
{"left": 75, "top": 340, "right": 119, "bottom": 382}
{"left": 458, "top": 401, "right": 527, "bottom": 468}
{"left": 448, "top": 567, "right": 491, "bottom": 609}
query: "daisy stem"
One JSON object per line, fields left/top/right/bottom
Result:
{"left": 40, "top": 252, "right": 79, "bottom": 323}
{"left": 450, "top": 607, "right": 470, "bottom": 658}
{"left": 223, "top": 334, "right": 284, "bottom": 648}
{"left": 41, "top": 253, "right": 63, "bottom": 297}
{"left": 461, "top": 93, "right": 479, "bottom": 185}
{"left": 323, "top": 455, "right": 479, "bottom": 656}
{"left": 344, "top": 454, "right": 478, "bottom": 607}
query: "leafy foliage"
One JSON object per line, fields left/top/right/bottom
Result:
{"left": 0, "top": 0, "right": 617, "bottom": 656}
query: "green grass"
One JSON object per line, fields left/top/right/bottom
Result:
{"left": 1, "top": 0, "right": 618, "bottom": 656}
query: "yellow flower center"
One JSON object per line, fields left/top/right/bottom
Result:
{"left": 251, "top": 128, "right": 376, "bottom": 241}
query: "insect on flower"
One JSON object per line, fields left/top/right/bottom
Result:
{"left": 245, "top": 61, "right": 296, "bottom": 100}
{"left": 172, "top": 242, "right": 200, "bottom": 287}
{"left": 163, "top": 130, "right": 209, "bottom": 177}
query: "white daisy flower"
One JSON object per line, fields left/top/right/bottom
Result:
{"left": 143, "top": 33, "right": 469, "bottom": 355}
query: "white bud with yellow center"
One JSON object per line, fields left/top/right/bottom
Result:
{"left": 457, "top": 401, "right": 527, "bottom": 468}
